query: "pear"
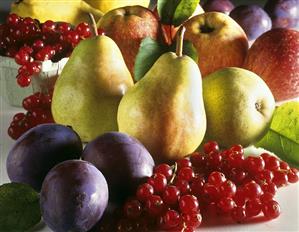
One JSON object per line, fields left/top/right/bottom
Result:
{"left": 202, "top": 67, "right": 275, "bottom": 148}
{"left": 52, "top": 25, "right": 134, "bottom": 142}
{"left": 11, "top": 0, "right": 103, "bottom": 26}
{"left": 117, "top": 27, "right": 207, "bottom": 163}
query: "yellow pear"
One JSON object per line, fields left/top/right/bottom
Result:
{"left": 84, "top": 0, "right": 150, "bottom": 13}
{"left": 117, "top": 27, "right": 207, "bottom": 163}
{"left": 11, "top": 0, "right": 103, "bottom": 25}
{"left": 52, "top": 30, "right": 133, "bottom": 142}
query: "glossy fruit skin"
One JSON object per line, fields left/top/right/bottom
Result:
{"left": 203, "top": 0, "right": 234, "bottom": 15}
{"left": 40, "top": 160, "right": 108, "bottom": 232}
{"left": 230, "top": 5, "right": 272, "bottom": 42}
{"left": 6, "top": 124, "right": 82, "bottom": 192}
{"left": 243, "top": 28, "right": 299, "bottom": 102}
{"left": 82, "top": 132, "right": 155, "bottom": 204}
{"left": 264, "top": 0, "right": 299, "bottom": 30}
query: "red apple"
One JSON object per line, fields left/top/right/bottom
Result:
{"left": 183, "top": 12, "right": 249, "bottom": 77}
{"left": 97, "top": 6, "right": 160, "bottom": 77}
{"left": 243, "top": 28, "right": 299, "bottom": 102}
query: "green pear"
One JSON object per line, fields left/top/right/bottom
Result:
{"left": 117, "top": 27, "right": 207, "bottom": 163}
{"left": 202, "top": 67, "right": 275, "bottom": 148}
{"left": 51, "top": 34, "right": 134, "bottom": 142}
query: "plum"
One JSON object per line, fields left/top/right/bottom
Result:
{"left": 6, "top": 123, "right": 82, "bottom": 192}
{"left": 40, "top": 160, "right": 108, "bottom": 232}
{"left": 264, "top": 0, "right": 299, "bottom": 30}
{"left": 230, "top": 5, "right": 272, "bottom": 42}
{"left": 82, "top": 132, "right": 155, "bottom": 204}
{"left": 203, "top": 0, "right": 235, "bottom": 15}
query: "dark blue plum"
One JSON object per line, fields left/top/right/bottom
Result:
{"left": 230, "top": 5, "right": 272, "bottom": 42}
{"left": 265, "top": 0, "right": 299, "bottom": 30}
{"left": 82, "top": 132, "right": 155, "bottom": 204}
{"left": 40, "top": 160, "right": 109, "bottom": 232}
{"left": 203, "top": 0, "right": 235, "bottom": 15}
{"left": 6, "top": 123, "right": 82, "bottom": 192}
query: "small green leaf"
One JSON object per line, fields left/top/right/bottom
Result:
{"left": 134, "top": 37, "right": 167, "bottom": 81}
{"left": 0, "top": 183, "right": 41, "bottom": 232}
{"left": 256, "top": 101, "right": 299, "bottom": 167}
{"left": 169, "top": 40, "right": 198, "bottom": 63}
{"left": 173, "top": 0, "right": 200, "bottom": 26}
{"left": 157, "top": 0, "right": 181, "bottom": 25}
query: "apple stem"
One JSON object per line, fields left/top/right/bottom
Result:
{"left": 176, "top": 26, "right": 186, "bottom": 57}
{"left": 88, "top": 13, "right": 98, "bottom": 36}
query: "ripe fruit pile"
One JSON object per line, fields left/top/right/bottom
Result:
{"left": 0, "top": 13, "right": 92, "bottom": 87}
{"left": 7, "top": 92, "right": 54, "bottom": 140}
{"left": 117, "top": 142, "right": 299, "bottom": 232}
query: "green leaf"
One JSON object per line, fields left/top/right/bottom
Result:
{"left": 134, "top": 37, "right": 167, "bottom": 81}
{"left": 173, "top": 0, "right": 200, "bottom": 26}
{"left": 157, "top": 0, "right": 180, "bottom": 25}
{"left": 169, "top": 40, "right": 198, "bottom": 63}
{"left": 256, "top": 101, "right": 299, "bottom": 167}
{"left": 0, "top": 183, "right": 41, "bottom": 232}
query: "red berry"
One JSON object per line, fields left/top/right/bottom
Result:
{"left": 22, "top": 94, "right": 41, "bottom": 111}
{"left": 245, "top": 156, "right": 265, "bottom": 174}
{"left": 178, "top": 167, "right": 195, "bottom": 182}
{"left": 42, "top": 20, "right": 56, "bottom": 33}
{"left": 190, "top": 152, "right": 206, "bottom": 168}
{"left": 177, "top": 157, "right": 192, "bottom": 169}
{"left": 15, "top": 50, "right": 30, "bottom": 65}
{"left": 32, "top": 40, "right": 45, "bottom": 52}
{"left": 76, "top": 22, "right": 91, "bottom": 38}
{"left": 255, "top": 169, "right": 274, "bottom": 184}
{"left": 203, "top": 141, "right": 219, "bottom": 154}
{"left": 262, "top": 200, "right": 281, "bottom": 219}
{"left": 57, "top": 22, "right": 71, "bottom": 34}
{"left": 147, "top": 173, "right": 167, "bottom": 193}
{"left": 279, "top": 161, "right": 290, "bottom": 170}
{"left": 229, "top": 168, "right": 247, "bottom": 185}
{"left": 233, "top": 188, "right": 246, "bottom": 207}
{"left": 219, "top": 180, "right": 237, "bottom": 198}
{"left": 261, "top": 153, "right": 271, "bottom": 163}
{"left": 208, "top": 171, "right": 226, "bottom": 186}
{"left": 154, "top": 164, "right": 173, "bottom": 180}
{"left": 6, "top": 13, "right": 20, "bottom": 25}
{"left": 65, "top": 31, "right": 80, "bottom": 46}
{"left": 245, "top": 198, "right": 262, "bottom": 217}
{"left": 243, "top": 181, "right": 262, "bottom": 199}
{"left": 265, "top": 156, "right": 280, "bottom": 171}
{"left": 260, "top": 192, "right": 274, "bottom": 204}
{"left": 162, "top": 185, "right": 180, "bottom": 206}
{"left": 124, "top": 199, "right": 142, "bottom": 219}
{"left": 272, "top": 170, "right": 288, "bottom": 187}
{"left": 217, "top": 197, "right": 235, "bottom": 213}
{"left": 260, "top": 182, "right": 277, "bottom": 195}
{"left": 163, "top": 209, "right": 181, "bottom": 229}
{"left": 190, "top": 176, "right": 205, "bottom": 197}
{"left": 17, "top": 74, "right": 31, "bottom": 87}
{"left": 23, "top": 17, "right": 35, "bottom": 25}
{"left": 136, "top": 183, "right": 154, "bottom": 203}
{"left": 145, "top": 195, "right": 165, "bottom": 216}
{"left": 207, "top": 151, "right": 222, "bottom": 169}
{"left": 203, "top": 183, "right": 219, "bottom": 202}
{"left": 183, "top": 212, "right": 202, "bottom": 229}
{"left": 229, "top": 144, "right": 244, "bottom": 155}
{"left": 231, "top": 206, "right": 247, "bottom": 223}
{"left": 175, "top": 179, "right": 190, "bottom": 195}
{"left": 227, "top": 152, "right": 245, "bottom": 169}
{"left": 288, "top": 168, "right": 299, "bottom": 183}
{"left": 13, "top": 112, "right": 25, "bottom": 122}
{"left": 179, "top": 195, "right": 199, "bottom": 214}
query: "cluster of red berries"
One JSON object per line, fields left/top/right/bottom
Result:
{"left": 8, "top": 92, "right": 54, "bottom": 140}
{"left": 117, "top": 141, "right": 299, "bottom": 232}
{"left": 0, "top": 13, "right": 92, "bottom": 87}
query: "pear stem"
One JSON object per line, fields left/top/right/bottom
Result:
{"left": 176, "top": 26, "right": 186, "bottom": 57}
{"left": 88, "top": 13, "right": 99, "bottom": 36}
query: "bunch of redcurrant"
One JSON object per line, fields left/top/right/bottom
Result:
{"left": 0, "top": 13, "right": 92, "bottom": 87}
{"left": 117, "top": 141, "right": 299, "bottom": 232}
{"left": 7, "top": 91, "right": 54, "bottom": 139}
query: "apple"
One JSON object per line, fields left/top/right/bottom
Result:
{"left": 183, "top": 12, "right": 248, "bottom": 77}
{"left": 229, "top": 5, "right": 272, "bottom": 46}
{"left": 97, "top": 5, "right": 160, "bottom": 77}
{"left": 203, "top": 0, "right": 235, "bottom": 15}
{"left": 264, "top": 0, "right": 299, "bottom": 30}
{"left": 243, "top": 28, "right": 299, "bottom": 102}
{"left": 84, "top": 0, "right": 150, "bottom": 13}
{"left": 202, "top": 67, "right": 275, "bottom": 148}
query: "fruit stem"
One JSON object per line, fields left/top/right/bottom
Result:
{"left": 88, "top": 13, "right": 98, "bottom": 36}
{"left": 176, "top": 26, "right": 186, "bottom": 57}
{"left": 169, "top": 162, "right": 178, "bottom": 184}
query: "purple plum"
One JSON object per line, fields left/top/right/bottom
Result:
{"left": 40, "top": 160, "right": 109, "bottom": 232}
{"left": 264, "top": 0, "right": 299, "bottom": 30}
{"left": 82, "top": 132, "right": 155, "bottom": 204}
{"left": 203, "top": 0, "right": 235, "bottom": 15}
{"left": 230, "top": 5, "right": 272, "bottom": 42}
{"left": 6, "top": 123, "right": 82, "bottom": 192}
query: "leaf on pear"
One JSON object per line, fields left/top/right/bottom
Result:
{"left": 0, "top": 183, "right": 41, "bottom": 232}
{"left": 169, "top": 40, "right": 198, "bottom": 63}
{"left": 157, "top": 0, "right": 181, "bottom": 25}
{"left": 134, "top": 37, "right": 167, "bottom": 81}
{"left": 256, "top": 101, "right": 299, "bottom": 167}
{"left": 173, "top": 0, "right": 200, "bottom": 26}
